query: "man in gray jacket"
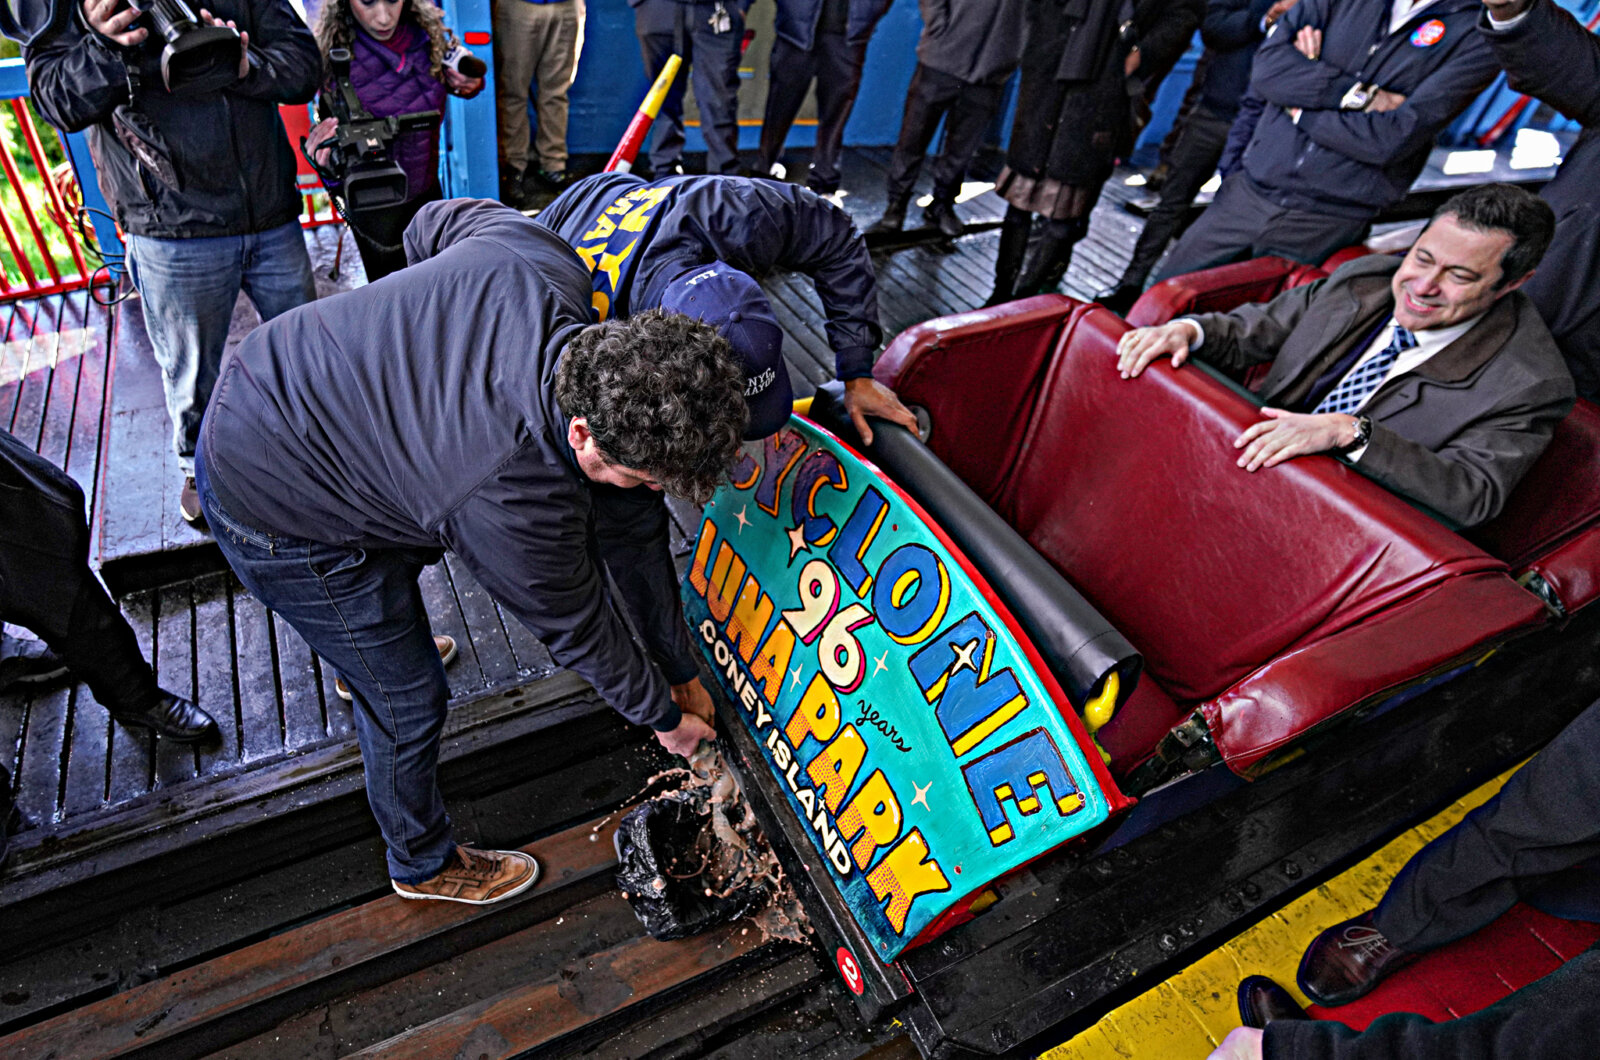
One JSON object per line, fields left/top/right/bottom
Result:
{"left": 865, "top": 0, "right": 1026, "bottom": 237}
{"left": 1117, "top": 184, "right": 1572, "bottom": 528}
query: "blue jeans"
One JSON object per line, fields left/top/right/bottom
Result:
{"left": 127, "top": 221, "right": 316, "bottom": 475}
{"left": 194, "top": 454, "right": 456, "bottom": 883}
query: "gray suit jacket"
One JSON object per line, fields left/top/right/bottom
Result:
{"left": 1190, "top": 255, "right": 1575, "bottom": 527}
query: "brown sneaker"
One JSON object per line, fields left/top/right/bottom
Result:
{"left": 393, "top": 845, "right": 540, "bottom": 904}
{"left": 180, "top": 476, "right": 206, "bottom": 526}
{"left": 337, "top": 635, "right": 458, "bottom": 702}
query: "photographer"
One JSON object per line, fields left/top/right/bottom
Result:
{"left": 306, "top": 0, "right": 485, "bottom": 281}
{"left": 25, "top": 0, "right": 322, "bottom": 525}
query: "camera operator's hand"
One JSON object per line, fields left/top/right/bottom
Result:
{"left": 442, "top": 66, "right": 485, "bottom": 99}
{"left": 198, "top": 9, "right": 250, "bottom": 81}
{"left": 83, "top": 0, "right": 148, "bottom": 46}
{"left": 305, "top": 117, "right": 338, "bottom": 168}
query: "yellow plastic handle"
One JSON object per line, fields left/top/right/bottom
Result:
{"left": 639, "top": 55, "right": 683, "bottom": 119}
{"left": 1083, "top": 671, "right": 1120, "bottom": 735}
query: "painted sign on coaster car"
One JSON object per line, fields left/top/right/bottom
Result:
{"left": 681, "top": 416, "right": 1127, "bottom": 963}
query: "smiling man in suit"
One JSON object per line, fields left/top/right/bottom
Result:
{"left": 1115, "top": 183, "right": 1573, "bottom": 528}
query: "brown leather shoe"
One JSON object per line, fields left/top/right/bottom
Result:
{"left": 1297, "top": 910, "right": 1419, "bottom": 1006}
{"left": 1238, "top": 975, "right": 1310, "bottom": 1028}
{"left": 180, "top": 476, "right": 206, "bottom": 526}
{"left": 336, "top": 635, "right": 458, "bottom": 702}
{"left": 393, "top": 845, "right": 540, "bottom": 904}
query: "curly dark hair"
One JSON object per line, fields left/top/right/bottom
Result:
{"left": 556, "top": 310, "right": 749, "bottom": 504}
{"left": 313, "top": 0, "right": 456, "bottom": 80}
{"left": 1432, "top": 183, "right": 1556, "bottom": 288}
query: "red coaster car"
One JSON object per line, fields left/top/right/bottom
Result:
{"left": 864, "top": 270, "right": 1595, "bottom": 791}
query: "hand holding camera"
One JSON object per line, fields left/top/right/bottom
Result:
{"left": 83, "top": 0, "right": 146, "bottom": 46}
{"left": 84, "top": 0, "right": 244, "bottom": 94}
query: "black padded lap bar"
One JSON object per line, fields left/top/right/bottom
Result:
{"left": 807, "top": 383, "right": 1142, "bottom": 710}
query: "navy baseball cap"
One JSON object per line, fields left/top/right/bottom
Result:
{"left": 659, "top": 263, "right": 793, "bottom": 440}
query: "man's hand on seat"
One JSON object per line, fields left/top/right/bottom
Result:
{"left": 1234, "top": 408, "right": 1356, "bottom": 470}
{"left": 1117, "top": 321, "right": 1199, "bottom": 378}
{"left": 843, "top": 377, "right": 919, "bottom": 446}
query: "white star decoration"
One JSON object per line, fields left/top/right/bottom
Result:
{"left": 911, "top": 781, "right": 932, "bottom": 810}
{"left": 733, "top": 505, "right": 751, "bottom": 532}
{"left": 873, "top": 650, "right": 889, "bottom": 675}
{"left": 786, "top": 523, "right": 810, "bottom": 560}
{"left": 951, "top": 638, "right": 980, "bottom": 676}
{"left": 790, "top": 664, "right": 804, "bottom": 691}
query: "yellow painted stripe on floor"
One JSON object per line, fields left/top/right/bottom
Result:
{"left": 1041, "top": 765, "right": 1522, "bottom": 1060}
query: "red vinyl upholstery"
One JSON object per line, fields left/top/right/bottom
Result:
{"left": 878, "top": 299, "right": 1548, "bottom": 775}
{"left": 873, "top": 295, "right": 1074, "bottom": 505}
{"left": 1127, "top": 255, "right": 1600, "bottom": 618}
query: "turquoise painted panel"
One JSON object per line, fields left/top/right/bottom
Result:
{"left": 681, "top": 417, "right": 1116, "bottom": 963}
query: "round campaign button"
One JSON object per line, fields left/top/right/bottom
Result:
{"left": 1411, "top": 19, "right": 1446, "bottom": 46}
{"left": 836, "top": 946, "right": 866, "bottom": 995}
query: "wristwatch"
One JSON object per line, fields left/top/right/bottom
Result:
{"left": 1340, "top": 82, "right": 1375, "bottom": 111}
{"left": 1343, "top": 414, "right": 1373, "bottom": 453}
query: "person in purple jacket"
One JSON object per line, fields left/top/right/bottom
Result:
{"left": 307, "top": 0, "right": 485, "bottom": 281}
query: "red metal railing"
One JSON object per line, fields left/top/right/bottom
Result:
{"left": 0, "top": 99, "right": 106, "bottom": 302}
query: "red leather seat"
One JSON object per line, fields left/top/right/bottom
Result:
{"left": 1125, "top": 254, "right": 1600, "bottom": 618}
{"left": 877, "top": 300, "right": 1548, "bottom": 777}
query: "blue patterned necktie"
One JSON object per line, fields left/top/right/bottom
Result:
{"left": 1312, "top": 324, "right": 1418, "bottom": 416}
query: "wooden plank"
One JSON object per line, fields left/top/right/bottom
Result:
{"left": 0, "top": 816, "right": 623, "bottom": 1060}
{"left": 13, "top": 684, "right": 68, "bottom": 825}
{"left": 440, "top": 555, "right": 520, "bottom": 689}
{"left": 64, "top": 293, "right": 112, "bottom": 528}
{"left": 61, "top": 682, "right": 112, "bottom": 818}
{"left": 349, "top": 920, "right": 765, "bottom": 1059}
{"left": 493, "top": 601, "right": 555, "bottom": 678}
{"left": 270, "top": 607, "right": 326, "bottom": 750}
{"left": 154, "top": 581, "right": 198, "bottom": 787}
{"left": 232, "top": 589, "right": 284, "bottom": 762}
{"left": 193, "top": 573, "right": 242, "bottom": 771}
{"left": 105, "top": 590, "right": 156, "bottom": 803}
{"left": 7, "top": 309, "right": 57, "bottom": 451}
{"left": 417, "top": 559, "right": 482, "bottom": 698}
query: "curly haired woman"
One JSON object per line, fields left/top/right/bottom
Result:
{"left": 306, "top": 0, "right": 485, "bottom": 281}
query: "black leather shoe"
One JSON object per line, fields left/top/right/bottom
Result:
{"left": 922, "top": 198, "right": 964, "bottom": 239}
{"left": 111, "top": 691, "right": 220, "bottom": 743}
{"left": 1297, "top": 910, "right": 1419, "bottom": 1007}
{"left": 1095, "top": 283, "right": 1143, "bottom": 318}
{"left": 866, "top": 204, "right": 906, "bottom": 235}
{"left": 1238, "top": 975, "right": 1310, "bottom": 1028}
{"left": 180, "top": 476, "right": 207, "bottom": 527}
{"left": 0, "top": 633, "right": 69, "bottom": 693}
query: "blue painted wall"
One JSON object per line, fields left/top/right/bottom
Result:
{"left": 563, "top": 0, "right": 925, "bottom": 156}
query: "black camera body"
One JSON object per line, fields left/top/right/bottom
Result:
{"left": 140, "top": 0, "right": 244, "bottom": 95}
{"left": 313, "top": 47, "right": 440, "bottom": 212}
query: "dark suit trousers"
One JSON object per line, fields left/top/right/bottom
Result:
{"left": 1120, "top": 102, "right": 1232, "bottom": 289}
{"left": 1152, "top": 172, "right": 1370, "bottom": 283}
{"left": 757, "top": 33, "right": 868, "bottom": 193}
{"left": 635, "top": 0, "right": 744, "bottom": 175}
{"left": 1263, "top": 696, "right": 1600, "bottom": 1060}
{"left": 882, "top": 63, "right": 1005, "bottom": 204}
{"left": 0, "top": 430, "right": 161, "bottom": 714}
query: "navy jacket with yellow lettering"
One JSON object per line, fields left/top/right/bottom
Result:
{"left": 537, "top": 173, "right": 882, "bottom": 381}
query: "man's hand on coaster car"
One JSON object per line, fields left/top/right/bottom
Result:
{"left": 1482, "top": 0, "right": 1534, "bottom": 20}
{"left": 656, "top": 712, "right": 716, "bottom": 758}
{"left": 1234, "top": 408, "right": 1357, "bottom": 471}
{"left": 671, "top": 677, "right": 717, "bottom": 727}
{"left": 1116, "top": 320, "right": 1199, "bottom": 378}
{"left": 843, "top": 377, "right": 919, "bottom": 446}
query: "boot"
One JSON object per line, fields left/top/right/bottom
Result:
{"left": 921, "top": 197, "right": 964, "bottom": 239}
{"left": 866, "top": 189, "right": 911, "bottom": 235}
{"left": 1015, "top": 218, "right": 1088, "bottom": 297}
{"left": 985, "top": 209, "right": 1032, "bottom": 307}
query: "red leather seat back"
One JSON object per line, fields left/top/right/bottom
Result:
{"left": 1472, "top": 398, "right": 1600, "bottom": 569}
{"left": 994, "top": 304, "right": 1513, "bottom": 705}
{"left": 873, "top": 295, "right": 1074, "bottom": 504}
{"left": 1126, "top": 257, "right": 1305, "bottom": 328}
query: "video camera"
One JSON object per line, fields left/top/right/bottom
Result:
{"left": 0, "top": 0, "right": 240, "bottom": 96}
{"left": 308, "top": 47, "right": 440, "bottom": 212}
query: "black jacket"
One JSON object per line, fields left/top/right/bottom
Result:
{"left": 1243, "top": 0, "right": 1498, "bottom": 217}
{"left": 200, "top": 200, "right": 686, "bottom": 734}
{"left": 25, "top": 0, "right": 320, "bottom": 239}
{"left": 537, "top": 172, "right": 882, "bottom": 380}
{"left": 1481, "top": 0, "right": 1600, "bottom": 396}
{"left": 916, "top": 0, "right": 1027, "bottom": 84}
{"left": 1198, "top": 0, "right": 1277, "bottom": 121}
